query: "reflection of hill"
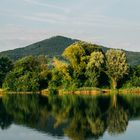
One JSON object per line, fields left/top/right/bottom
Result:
{"left": 0, "top": 94, "right": 140, "bottom": 139}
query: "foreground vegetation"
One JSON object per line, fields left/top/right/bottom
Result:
{"left": 0, "top": 41, "right": 140, "bottom": 93}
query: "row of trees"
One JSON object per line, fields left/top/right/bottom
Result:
{"left": 53, "top": 41, "right": 129, "bottom": 89}
{"left": 0, "top": 41, "right": 140, "bottom": 91}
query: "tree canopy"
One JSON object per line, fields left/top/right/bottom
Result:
{"left": 3, "top": 56, "right": 49, "bottom": 91}
{"left": 0, "top": 57, "right": 13, "bottom": 87}
{"left": 105, "top": 49, "right": 129, "bottom": 89}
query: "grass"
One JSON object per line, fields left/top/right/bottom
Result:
{"left": 58, "top": 87, "right": 140, "bottom": 96}
{"left": 0, "top": 87, "right": 140, "bottom": 97}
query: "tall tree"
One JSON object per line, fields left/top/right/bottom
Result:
{"left": 62, "top": 41, "right": 103, "bottom": 88}
{"left": 106, "top": 49, "right": 129, "bottom": 89}
{"left": 85, "top": 51, "right": 105, "bottom": 87}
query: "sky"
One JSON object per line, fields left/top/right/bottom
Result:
{"left": 0, "top": 0, "right": 140, "bottom": 52}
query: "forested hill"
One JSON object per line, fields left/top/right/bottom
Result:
{"left": 0, "top": 36, "right": 77, "bottom": 60}
{"left": 0, "top": 35, "right": 140, "bottom": 65}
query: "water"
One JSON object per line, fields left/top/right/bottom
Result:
{"left": 0, "top": 93, "right": 140, "bottom": 140}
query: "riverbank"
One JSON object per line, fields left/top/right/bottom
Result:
{"left": 41, "top": 88, "right": 140, "bottom": 96}
{"left": 0, "top": 88, "right": 140, "bottom": 97}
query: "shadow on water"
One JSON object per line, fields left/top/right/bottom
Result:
{"left": 0, "top": 93, "right": 140, "bottom": 139}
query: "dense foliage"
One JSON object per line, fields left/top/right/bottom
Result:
{"left": 52, "top": 42, "right": 129, "bottom": 89}
{"left": 3, "top": 56, "right": 50, "bottom": 92}
{"left": 105, "top": 49, "right": 129, "bottom": 89}
{"left": 0, "top": 41, "right": 140, "bottom": 91}
{"left": 0, "top": 57, "right": 13, "bottom": 87}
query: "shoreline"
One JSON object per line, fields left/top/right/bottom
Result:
{"left": 0, "top": 88, "right": 140, "bottom": 97}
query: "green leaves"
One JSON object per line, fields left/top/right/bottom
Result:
{"left": 3, "top": 56, "right": 49, "bottom": 91}
{"left": 85, "top": 52, "right": 105, "bottom": 87}
{"left": 54, "top": 42, "right": 130, "bottom": 89}
{"left": 1, "top": 42, "right": 132, "bottom": 91}
{"left": 0, "top": 57, "right": 13, "bottom": 87}
{"left": 106, "top": 49, "right": 129, "bottom": 89}
{"left": 87, "top": 51, "right": 105, "bottom": 71}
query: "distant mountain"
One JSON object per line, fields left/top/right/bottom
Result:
{"left": 0, "top": 35, "right": 140, "bottom": 66}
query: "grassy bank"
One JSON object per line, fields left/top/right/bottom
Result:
{"left": 58, "top": 87, "right": 140, "bottom": 96}
{"left": 41, "top": 87, "right": 140, "bottom": 96}
{"left": 0, "top": 87, "right": 140, "bottom": 97}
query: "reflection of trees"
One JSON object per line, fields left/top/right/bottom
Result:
{"left": 64, "top": 112, "right": 87, "bottom": 140}
{"left": 85, "top": 96, "right": 107, "bottom": 137}
{"left": 48, "top": 95, "right": 109, "bottom": 140}
{"left": 108, "top": 107, "right": 128, "bottom": 135}
{"left": 2, "top": 94, "right": 140, "bottom": 139}
{"left": 87, "top": 118, "right": 105, "bottom": 137}
{"left": 108, "top": 94, "right": 128, "bottom": 135}
{"left": 0, "top": 98, "right": 12, "bottom": 130}
{"left": 2, "top": 94, "right": 40, "bottom": 125}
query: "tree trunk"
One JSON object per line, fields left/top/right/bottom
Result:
{"left": 112, "top": 78, "right": 117, "bottom": 89}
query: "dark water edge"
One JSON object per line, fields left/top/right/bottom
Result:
{"left": 0, "top": 93, "right": 140, "bottom": 140}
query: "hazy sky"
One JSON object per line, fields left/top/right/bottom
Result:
{"left": 0, "top": 0, "right": 140, "bottom": 52}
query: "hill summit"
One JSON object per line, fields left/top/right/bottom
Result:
{"left": 0, "top": 35, "right": 140, "bottom": 65}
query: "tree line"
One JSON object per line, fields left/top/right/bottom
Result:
{"left": 0, "top": 41, "right": 140, "bottom": 92}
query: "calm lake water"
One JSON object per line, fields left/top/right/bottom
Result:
{"left": 0, "top": 93, "right": 140, "bottom": 140}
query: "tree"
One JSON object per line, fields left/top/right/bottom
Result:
{"left": 37, "top": 55, "right": 50, "bottom": 90}
{"left": 3, "top": 56, "right": 39, "bottom": 91}
{"left": 62, "top": 41, "right": 86, "bottom": 75}
{"left": 62, "top": 41, "right": 103, "bottom": 88}
{"left": 123, "top": 65, "right": 140, "bottom": 88}
{"left": 3, "top": 56, "right": 49, "bottom": 91}
{"left": 62, "top": 41, "right": 102, "bottom": 75}
{"left": 51, "top": 58, "right": 71, "bottom": 88}
{"left": 0, "top": 57, "right": 13, "bottom": 87}
{"left": 85, "top": 51, "right": 105, "bottom": 87}
{"left": 106, "top": 49, "right": 129, "bottom": 89}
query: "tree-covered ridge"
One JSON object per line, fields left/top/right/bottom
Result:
{"left": 0, "top": 36, "right": 140, "bottom": 66}
{"left": 0, "top": 36, "right": 77, "bottom": 60}
{"left": 0, "top": 41, "right": 140, "bottom": 92}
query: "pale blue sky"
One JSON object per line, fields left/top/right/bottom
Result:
{"left": 0, "top": 0, "right": 140, "bottom": 52}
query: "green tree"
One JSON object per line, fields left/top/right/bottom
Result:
{"left": 3, "top": 56, "right": 49, "bottom": 91}
{"left": 127, "top": 65, "right": 140, "bottom": 87}
{"left": 37, "top": 55, "right": 50, "bottom": 90}
{"left": 53, "top": 58, "right": 73, "bottom": 88}
{"left": 0, "top": 57, "right": 13, "bottom": 87}
{"left": 62, "top": 41, "right": 103, "bottom": 88}
{"left": 62, "top": 41, "right": 86, "bottom": 75}
{"left": 85, "top": 51, "right": 105, "bottom": 87}
{"left": 62, "top": 41, "right": 102, "bottom": 75}
{"left": 106, "top": 49, "right": 129, "bottom": 89}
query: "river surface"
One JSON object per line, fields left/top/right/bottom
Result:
{"left": 0, "top": 93, "right": 140, "bottom": 140}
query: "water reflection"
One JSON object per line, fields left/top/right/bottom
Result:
{"left": 0, "top": 94, "right": 140, "bottom": 140}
